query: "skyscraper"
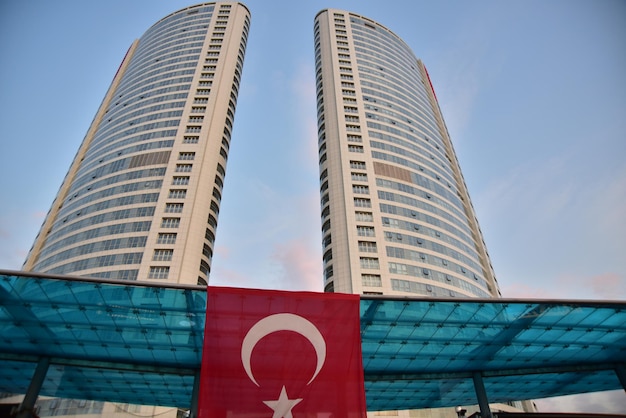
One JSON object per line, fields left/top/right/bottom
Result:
{"left": 314, "top": 8, "right": 527, "bottom": 417}
{"left": 314, "top": 8, "right": 499, "bottom": 301}
{"left": 23, "top": 2, "right": 250, "bottom": 289}
{"left": 19, "top": 3, "right": 250, "bottom": 416}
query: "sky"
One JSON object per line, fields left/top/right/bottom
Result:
{"left": 1, "top": 0, "right": 625, "bottom": 413}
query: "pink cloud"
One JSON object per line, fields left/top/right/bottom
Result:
{"left": 500, "top": 282, "right": 550, "bottom": 299}
{"left": 213, "top": 245, "right": 231, "bottom": 261}
{"left": 271, "top": 239, "right": 323, "bottom": 292}
{"left": 209, "top": 266, "right": 259, "bottom": 290}
{"left": 501, "top": 272, "right": 626, "bottom": 301}
{"left": 589, "top": 272, "right": 626, "bottom": 300}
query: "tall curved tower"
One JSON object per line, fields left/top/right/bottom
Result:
{"left": 314, "top": 9, "right": 500, "bottom": 300}
{"left": 23, "top": 2, "right": 250, "bottom": 288}
{"left": 314, "top": 8, "right": 533, "bottom": 418}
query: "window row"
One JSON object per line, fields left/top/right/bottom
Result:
{"left": 49, "top": 205, "right": 156, "bottom": 245}
{"left": 34, "top": 236, "right": 148, "bottom": 271}
{"left": 384, "top": 231, "right": 483, "bottom": 275}
{"left": 45, "top": 251, "right": 144, "bottom": 275}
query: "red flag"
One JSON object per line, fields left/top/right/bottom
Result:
{"left": 199, "top": 286, "right": 366, "bottom": 417}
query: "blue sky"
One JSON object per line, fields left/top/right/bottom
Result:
{"left": 1, "top": 0, "right": 624, "bottom": 413}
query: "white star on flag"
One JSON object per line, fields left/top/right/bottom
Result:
{"left": 263, "top": 386, "right": 303, "bottom": 418}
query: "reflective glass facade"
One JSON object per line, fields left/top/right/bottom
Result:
{"left": 23, "top": 3, "right": 250, "bottom": 288}
{"left": 314, "top": 10, "right": 500, "bottom": 300}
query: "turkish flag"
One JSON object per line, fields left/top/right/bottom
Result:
{"left": 199, "top": 286, "right": 366, "bottom": 417}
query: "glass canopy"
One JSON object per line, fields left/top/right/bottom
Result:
{"left": 360, "top": 298, "right": 626, "bottom": 410}
{"left": 1, "top": 270, "right": 624, "bottom": 411}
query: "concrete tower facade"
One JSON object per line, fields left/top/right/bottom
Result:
{"left": 314, "top": 9, "right": 500, "bottom": 301}
{"left": 23, "top": 2, "right": 250, "bottom": 289}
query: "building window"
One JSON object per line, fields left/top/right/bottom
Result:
{"left": 350, "top": 161, "right": 366, "bottom": 170}
{"left": 348, "top": 145, "right": 364, "bottom": 153}
{"left": 179, "top": 152, "right": 195, "bottom": 160}
{"left": 324, "top": 265, "right": 334, "bottom": 280}
{"left": 355, "top": 211, "right": 373, "bottom": 222}
{"left": 362, "top": 274, "right": 382, "bottom": 287}
{"left": 389, "top": 263, "right": 407, "bottom": 274}
{"left": 354, "top": 197, "right": 371, "bottom": 208}
{"left": 161, "top": 218, "right": 180, "bottom": 228}
{"left": 360, "top": 257, "right": 380, "bottom": 269}
{"left": 172, "top": 176, "right": 190, "bottom": 185}
{"left": 358, "top": 241, "right": 377, "bottom": 253}
{"left": 153, "top": 249, "right": 173, "bottom": 262}
{"left": 353, "top": 185, "right": 369, "bottom": 194}
{"left": 176, "top": 164, "right": 193, "bottom": 172}
{"left": 157, "top": 233, "right": 177, "bottom": 244}
{"left": 351, "top": 173, "right": 368, "bottom": 181}
{"left": 357, "top": 226, "right": 375, "bottom": 237}
{"left": 149, "top": 266, "right": 169, "bottom": 279}
{"left": 183, "top": 136, "right": 199, "bottom": 144}
{"left": 165, "top": 203, "right": 184, "bottom": 213}
{"left": 322, "top": 219, "right": 331, "bottom": 234}
{"left": 168, "top": 189, "right": 187, "bottom": 199}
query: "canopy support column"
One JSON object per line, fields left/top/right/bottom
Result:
{"left": 189, "top": 369, "right": 201, "bottom": 418}
{"left": 472, "top": 371, "right": 492, "bottom": 418}
{"left": 16, "top": 356, "right": 50, "bottom": 418}
{"left": 615, "top": 364, "right": 626, "bottom": 392}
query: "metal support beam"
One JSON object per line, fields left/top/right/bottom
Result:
{"left": 472, "top": 371, "right": 492, "bottom": 418}
{"left": 15, "top": 357, "right": 50, "bottom": 418}
{"left": 615, "top": 364, "right": 626, "bottom": 392}
{"left": 363, "top": 360, "right": 624, "bottom": 382}
{"left": 190, "top": 369, "right": 201, "bottom": 418}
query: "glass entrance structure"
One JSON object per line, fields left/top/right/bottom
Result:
{"left": 2, "top": 270, "right": 625, "bottom": 416}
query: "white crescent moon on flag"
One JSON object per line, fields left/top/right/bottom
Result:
{"left": 241, "top": 313, "right": 327, "bottom": 387}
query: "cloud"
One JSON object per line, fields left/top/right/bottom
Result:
{"left": 475, "top": 144, "right": 626, "bottom": 304}
{"left": 289, "top": 59, "right": 319, "bottom": 169}
{"left": 501, "top": 271, "right": 626, "bottom": 301}
{"left": 586, "top": 164, "right": 626, "bottom": 248}
{"left": 499, "top": 282, "right": 549, "bottom": 299}
{"left": 213, "top": 245, "right": 231, "bottom": 262}
{"left": 476, "top": 154, "right": 575, "bottom": 227}
{"left": 589, "top": 272, "right": 626, "bottom": 300}
{"left": 263, "top": 188, "right": 323, "bottom": 292}
{"left": 269, "top": 238, "right": 323, "bottom": 292}
{"left": 33, "top": 211, "right": 47, "bottom": 223}
{"left": 0, "top": 210, "right": 44, "bottom": 270}
{"left": 210, "top": 265, "right": 262, "bottom": 290}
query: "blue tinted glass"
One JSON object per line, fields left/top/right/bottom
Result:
{"left": 361, "top": 298, "right": 626, "bottom": 410}
{"left": 0, "top": 273, "right": 206, "bottom": 407}
{"left": 1, "top": 273, "right": 624, "bottom": 411}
